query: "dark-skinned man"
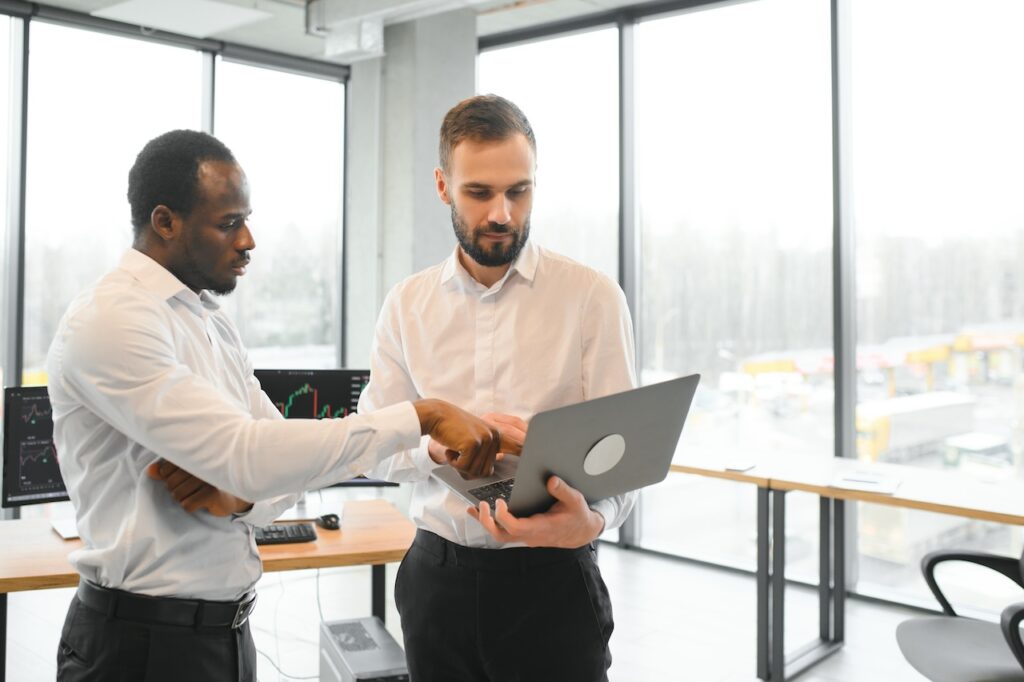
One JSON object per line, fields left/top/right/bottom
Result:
{"left": 45, "top": 129, "right": 501, "bottom": 682}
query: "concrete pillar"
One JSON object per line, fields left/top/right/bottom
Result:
{"left": 344, "top": 8, "right": 476, "bottom": 367}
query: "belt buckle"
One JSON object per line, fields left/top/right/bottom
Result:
{"left": 231, "top": 593, "right": 257, "bottom": 629}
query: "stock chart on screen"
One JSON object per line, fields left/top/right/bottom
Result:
{"left": 3, "top": 386, "right": 70, "bottom": 507}
{"left": 253, "top": 369, "right": 396, "bottom": 487}
{"left": 254, "top": 369, "right": 371, "bottom": 420}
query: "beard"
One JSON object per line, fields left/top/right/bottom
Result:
{"left": 451, "top": 203, "right": 531, "bottom": 268}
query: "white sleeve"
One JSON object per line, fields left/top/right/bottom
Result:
{"left": 581, "top": 275, "right": 639, "bottom": 531}
{"left": 358, "top": 287, "right": 440, "bottom": 482}
{"left": 57, "top": 296, "right": 423, "bottom": 502}
{"left": 230, "top": 365, "right": 302, "bottom": 524}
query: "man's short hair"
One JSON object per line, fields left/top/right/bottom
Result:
{"left": 127, "top": 130, "right": 236, "bottom": 237}
{"left": 438, "top": 94, "right": 536, "bottom": 174}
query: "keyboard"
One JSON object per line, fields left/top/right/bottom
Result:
{"left": 467, "top": 478, "right": 515, "bottom": 506}
{"left": 254, "top": 522, "right": 317, "bottom": 545}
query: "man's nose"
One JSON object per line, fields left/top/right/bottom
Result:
{"left": 237, "top": 222, "right": 255, "bottom": 251}
{"left": 487, "top": 195, "right": 512, "bottom": 225}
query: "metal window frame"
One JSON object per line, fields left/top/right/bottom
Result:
{"left": 0, "top": 0, "right": 350, "bottom": 398}
{"left": 478, "top": 0, "right": 754, "bottom": 51}
{"left": 1, "top": 16, "right": 26, "bottom": 394}
{"left": 477, "top": 0, "right": 856, "bottom": 590}
{"left": 0, "top": 1, "right": 350, "bottom": 81}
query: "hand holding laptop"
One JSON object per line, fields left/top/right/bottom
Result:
{"left": 467, "top": 475, "right": 605, "bottom": 548}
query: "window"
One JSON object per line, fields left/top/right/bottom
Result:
{"left": 851, "top": 0, "right": 1024, "bottom": 611}
{"left": 478, "top": 28, "right": 619, "bottom": 280}
{"left": 214, "top": 59, "right": 345, "bottom": 369}
{"left": 634, "top": 0, "right": 833, "bottom": 573}
{"left": 22, "top": 22, "right": 202, "bottom": 384}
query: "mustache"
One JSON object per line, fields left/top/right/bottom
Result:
{"left": 476, "top": 223, "right": 512, "bottom": 235}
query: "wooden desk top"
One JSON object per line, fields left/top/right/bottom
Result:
{"left": 670, "top": 454, "right": 771, "bottom": 487}
{"left": 0, "top": 499, "right": 415, "bottom": 594}
{"left": 760, "top": 453, "right": 1024, "bottom": 525}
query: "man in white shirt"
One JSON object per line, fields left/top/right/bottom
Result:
{"left": 359, "top": 95, "right": 638, "bottom": 682}
{"left": 46, "top": 129, "right": 501, "bottom": 682}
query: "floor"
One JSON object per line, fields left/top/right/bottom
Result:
{"left": 4, "top": 537, "right": 932, "bottom": 681}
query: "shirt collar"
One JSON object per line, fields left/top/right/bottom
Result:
{"left": 118, "top": 248, "right": 218, "bottom": 311}
{"left": 440, "top": 239, "right": 539, "bottom": 290}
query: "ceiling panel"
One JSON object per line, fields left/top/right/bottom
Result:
{"left": 28, "top": 0, "right": 659, "bottom": 60}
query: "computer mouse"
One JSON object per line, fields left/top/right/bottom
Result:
{"left": 316, "top": 513, "right": 340, "bottom": 531}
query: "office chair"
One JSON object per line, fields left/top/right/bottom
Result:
{"left": 896, "top": 549, "right": 1024, "bottom": 682}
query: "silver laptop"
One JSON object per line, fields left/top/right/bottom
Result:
{"left": 432, "top": 374, "right": 700, "bottom": 517}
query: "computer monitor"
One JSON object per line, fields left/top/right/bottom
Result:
{"left": 2, "top": 386, "right": 69, "bottom": 507}
{"left": 254, "top": 369, "right": 395, "bottom": 488}
{"left": 254, "top": 369, "right": 370, "bottom": 420}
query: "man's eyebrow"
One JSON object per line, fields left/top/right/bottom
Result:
{"left": 461, "top": 180, "right": 532, "bottom": 190}
{"left": 218, "top": 209, "right": 252, "bottom": 220}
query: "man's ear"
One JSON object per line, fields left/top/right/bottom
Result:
{"left": 434, "top": 167, "right": 451, "bottom": 205}
{"left": 150, "top": 205, "right": 178, "bottom": 241}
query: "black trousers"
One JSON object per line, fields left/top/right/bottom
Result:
{"left": 395, "top": 530, "right": 614, "bottom": 682}
{"left": 56, "top": 584, "right": 257, "bottom": 682}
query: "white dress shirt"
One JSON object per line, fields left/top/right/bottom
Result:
{"left": 46, "top": 249, "right": 421, "bottom": 601}
{"left": 360, "top": 241, "right": 638, "bottom": 548}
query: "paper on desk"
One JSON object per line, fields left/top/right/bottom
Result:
{"left": 829, "top": 472, "right": 901, "bottom": 495}
{"left": 724, "top": 461, "right": 756, "bottom": 472}
{"left": 51, "top": 518, "right": 80, "bottom": 540}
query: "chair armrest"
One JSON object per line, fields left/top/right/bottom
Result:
{"left": 922, "top": 550, "right": 1022, "bottom": 616}
{"left": 1001, "top": 601, "right": 1024, "bottom": 671}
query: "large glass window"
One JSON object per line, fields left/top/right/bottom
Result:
{"left": 851, "top": 0, "right": 1024, "bottom": 610}
{"left": 22, "top": 22, "right": 202, "bottom": 384}
{"left": 478, "top": 28, "right": 619, "bottom": 281}
{"left": 214, "top": 59, "right": 345, "bottom": 369}
{"left": 634, "top": 0, "right": 834, "bottom": 574}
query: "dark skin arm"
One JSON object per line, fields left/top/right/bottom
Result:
{"left": 148, "top": 398, "right": 504, "bottom": 515}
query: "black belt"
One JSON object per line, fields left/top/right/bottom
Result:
{"left": 76, "top": 580, "right": 256, "bottom": 629}
{"left": 411, "top": 529, "right": 594, "bottom": 571}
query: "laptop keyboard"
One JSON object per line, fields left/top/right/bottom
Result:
{"left": 467, "top": 478, "right": 515, "bottom": 506}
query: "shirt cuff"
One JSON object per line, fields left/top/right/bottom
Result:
{"left": 383, "top": 400, "right": 424, "bottom": 451}
{"left": 233, "top": 494, "right": 297, "bottom": 527}
{"left": 589, "top": 499, "right": 615, "bottom": 535}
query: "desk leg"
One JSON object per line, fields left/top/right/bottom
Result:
{"left": 771, "top": 490, "right": 787, "bottom": 682}
{"left": 757, "top": 487, "right": 770, "bottom": 680}
{"left": 757, "top": 487, "right": 788, "bottom": 681}
{"left": 818, "top": 497, "right": 846, "bottom": 645}
{"left": 372, "top": 564, "right": 385, "bottom": 624}
{"left": 833, "top": 500, "right": 846, "bottom": 643}
{"left": 819, "top": 497, "right": 832, "bottom": 640}
{"left": 1, "top": 592, "right": 7, "bottom": 682}
{"left": 760, "top": 493, "right": 846, "bottom": 682}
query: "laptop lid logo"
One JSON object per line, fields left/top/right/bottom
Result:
{"left": 584, "top": 434, "right": 626, "bottom": 476}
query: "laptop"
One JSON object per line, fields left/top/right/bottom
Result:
{"left": 432, "top": 374, "right": 700, "bottom": 517}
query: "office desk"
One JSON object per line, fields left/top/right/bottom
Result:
{"left": 671, "top": 455, "right": 1024, "bottom": 682}
{"left": 0, "top": 499, "right": 415, "bottom": 682}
